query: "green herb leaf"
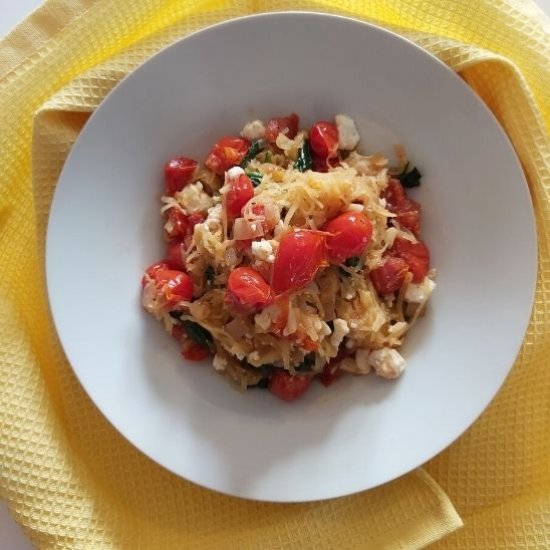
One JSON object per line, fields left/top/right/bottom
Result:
{"left": 181, "top": 320, "right": 214, "bottom": 352}
{"left": 264, "top": 150, "right": 272, "bottom": 163}
{"left": 293, "top": 140, "right": 312, "bottom": 172}
{"left": 246, "top": 171, "right": 263, "bottom": 187}
{"left": 397, "top": 163, "right": 422, "bottom": 188}
{"left": 240, "top": 139, "right": 265, "bottom": 168}
{"left": 296, "top": 353, "right": 315, "bottom": 372}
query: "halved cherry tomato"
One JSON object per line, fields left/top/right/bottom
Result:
{"left": 310, "top": 121, "right": 339, "bottom": 161}
{"left": 318, "top": 361, "right": 344, "bottom": 387}
{"left": 141, "top": 261, "right": 169, "bottom": 287}
{"left": 154, "top": 269, "right": 194, "bottom": 305}
{"left": 164, "top": 209, "right": 189, "bottom": 240}
{"left": 164, "top": 157, "right": 198, "bottom": 195}
{"left": 269, "top": 370, "right": 312, "bottom": 401}
{"left": 390, "top": 237, "right": 430, "bottom": 282}
{"left": 182, "top": 341, "right": 210, "bottom": 361}
{"left": 265, "top": 113, "right": 299, "bottom": 143}
{"left": 225, "top": 267, "right": 273, "bottom": 314}
{"left": 384, "top": 178, "right": 421, "bottom": 236}
{"left": 369, "top": 256, "right": 409, "bottom": 295}
{"left": 166, "top": 241, "right": 186, "bottom": 271}
{"left": 324, "top": 211, "right": 373, "bottom": 264}
{"left": 205, "top": 136, "right": 249, "bottom": 175}
{"left": 251, "top": 204, "right": 277, "bottom": 232}
{"left": 271, "top": 230, "right": 327, "bottom": 294}
{"left": 225, "top": 173, "right": 254, "bottom": 220}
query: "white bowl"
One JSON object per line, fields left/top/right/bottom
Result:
{"left": 46, "top": 12, "right": 536, "bottom": 502}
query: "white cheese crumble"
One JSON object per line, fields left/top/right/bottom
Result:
{"left": 405, "top": 277, "right": 436, "bottom": 304}
{"left": 330, "top": 318, "right": 350, "bottom": 348}
{"left": 368, "top": 348, "right": 406, "bottom": 379}
{"left": 251, "top": 239, "right": 274, "bottom": 263}
{"left": 212, "top": 354, "right": 227, "bottom": 372}
{"left": 335, "top": 114, "right": 360, "bottom": 150}
{"left": 240, "top": 119, "right": 266, "bottom": 141}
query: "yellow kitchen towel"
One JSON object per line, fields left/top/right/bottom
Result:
{"left": 0, "top": 0, "right": 548, "bottom": 548}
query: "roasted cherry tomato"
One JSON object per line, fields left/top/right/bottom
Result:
{"left": 390, "top": 237, "right": 430, "bottom": 282}
{"left": 271, "top": 230, "right": 327, "bottom": 294}
{"left": 225, "top": 173, "right": 255, "bottom": 220}
{"left": 318, "top": 361, "right": 344, "bottom": 387}
{"left": 166, "top": 240, "right": 186, "bottom": 271}
{"left": 324, "top": 211, "right": 373, "bottom": 264}
{"left": 171, "top": 324, "right": 185, "bottom": 341}
{"left": 182, "top": 341, "right": 210, "bottom": 361}
{"left": 164, "top": 157, "right": 198, "bottom": 195}
{"left": 141, "top": 261, "right": 169, "bottom": 287}
{"left": 269, "top": 370, "right": 312, "bottom": 401}
{"left": 154, "top": 269, "right": 194, "bottom": 305}
{"left": 265, "top": 113, "right": 299, "bottom": 143}
{"left": 164, "top": 210, "right": 204, "bottom": 241}
{"left": 369, "top": 256, "right": 409, "bottom": 295}
{"left": 310, "top": 121, "right": 339, "bottom": 161}
{"left": 384, "top": 178, "right": 421, "bottom": 236}
{"left": 205, "top": 136, "right": 249, "bottom": 175}
{"left": 225, "top": 267, "right": 273, "bottom": 313}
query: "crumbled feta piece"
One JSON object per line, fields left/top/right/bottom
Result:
{"left": 251, "top": 239, "right": 274, "bottom": 262}
{"left": 405, "top": 277, "right": 436, "bottom": 304}
{"left": 320, "top": 322, "right": 332, "bottom": 336}
{"left": 212, "top": 354, "right": 227, "bottom": 372}
{"left": 240, "top": 119, "right": 266, "bottom": 141}
{"left": 175, "top": 182, "right": 213, "bottom": 214}
{"left": 330, "top": 318, "right": 350, "bottom": 348}
{"left": 335, "top": 114, "right": 360, "bottom": 150}
{"left": 225, "top": 166, "right": 245, "bottom": 184}
{"left": 347, "top": 203, "right": 364, "bottom": 212}
{"left": 368, "top": 348, "right": 406, "bottom": 379}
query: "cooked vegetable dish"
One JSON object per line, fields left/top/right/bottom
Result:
{"left": 141, "top": 113, "right": 435, "bottom": 401}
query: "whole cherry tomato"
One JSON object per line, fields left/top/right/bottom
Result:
{"left": 164, "top": 157, "right": 198, "bottom": 195}
{"left": 154, "top": 269, "right": 194, "bottom": 305}
{"left": 310, "top": 121, "right": 339, "bottom": 163}
{"left": 390, "top": 237, "right": 430, "bottom": 282}
{"left": 369, "top": 256, "right": 409, "bottom": 295}
{"left": 166, "top": 241, "right": 186, "bottom": 271}
{"left": 271, "top": 230, "right": 326, "bottom": 294}
{"left": 269, "top": 370, "right": 312, "bottom": 401}
{"left": 384, "top": 178, "right": 421, "bottom": 237}
{"left": 205, "top": 137, "right": 249, "bottom": 175}
{"left": 264, "top": 113, "right": 299, "bottom": 143}
{"left": 324, "top": 211, "right": 373, "bottom": 264}
{"left": 225, "top": 267, "right": 273, "bottom": 313}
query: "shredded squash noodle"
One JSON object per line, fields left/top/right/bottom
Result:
{"left": 141, "top": 113, "right": 435, "bottom": 401}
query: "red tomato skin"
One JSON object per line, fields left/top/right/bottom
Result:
{"left": 310, "top": 121, "right": 339, "bottom": 160}
{"left": 164, "top": 209, "right": 188, "bottom": 241}
{"left": 384, "top": 178, "right": 421, "bottom": 236}
{"left": 265, "top": 113, "right": 300, "bottom": 143}
{"left": 155, "top": 269, "right": 194, "bottom": 304}
{"left": 271, "top": 230, "right": 327, "bottom": 294}
{"left": 324, "top": 212, "right": 373, "bottom": 264}
{"left": 390, "top": 237, "right": 430, "bottom": 282}
{"left": 166, "top": 241, "right": 186, "bottom": 271}
{"left": 225, "top": 173, "right": 255, "bottom": 220}
{"left": 205, "top": 137, "right": 249, "bottom": 175}
{"left": 269, "top": 370, "right": 312, "bottom": 401}
{"left": 164, "top": 157, "right": 198, "bottom": 195}
{"left": 182, "top": 341, "right": 210, "bottom": 361}
{"left": 142, "top": 261, "right": 169, "bottom": 287}
{"left": 369, "top": 256, "right": 409, "bottom": 295}
{"left": 225, "top": 267, "right": 272, "bottom": 313}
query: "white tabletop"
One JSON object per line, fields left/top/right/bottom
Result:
{"left": 1, "top": 1, "right": 549, "bottom": 548}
